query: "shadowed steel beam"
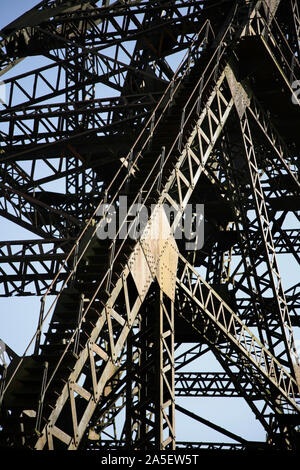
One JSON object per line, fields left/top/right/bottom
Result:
{"left": 175, "top": 372, "right": 262, "bottom": 398}
{"left": 176, "top": 404, "right": 248, "bottom": 444}
{"left": 0, "top": 0, "right": 299, "bottom": 452}
{"left": 175, "top": 252, "right": 300, "bottom": 447}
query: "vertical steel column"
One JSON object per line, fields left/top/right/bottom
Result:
{"left": 154, "top": 288, "right": 175, "bottom": 450}
{"left": 123, "top": 285, "right": 175, "bottom": 450}
{"left": 122, "top": 295, "right": 154, "bottom": 449}
{"left": 64, "top": 11, "right": 97, "bottom": 214}
{"left": 220, "top": 131, "right": 275, "bottom": 342}
{"left": 238, "top": 109, "right": 299, "bottom": 374}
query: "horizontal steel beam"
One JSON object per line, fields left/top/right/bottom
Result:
{"left": 175, "top": 372, "right": 262, "bottom": 398}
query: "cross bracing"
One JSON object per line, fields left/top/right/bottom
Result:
{"left": 0, "top": 0, "right": 299, "bottom": 452}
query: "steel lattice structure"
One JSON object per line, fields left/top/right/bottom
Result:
{"left": 0, "top": 0, "right": 299, "bottom": 452}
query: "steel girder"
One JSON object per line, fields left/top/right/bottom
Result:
{"left": 0, "top": 0, "right": 210, "bottom": 240}
{"left": 0, "top": 0, "right": 299, "bottom": 453}
{"left": 0, "top": 222, "right": 299, "bottom": 297}
{"left": 32, "top": 49, "right": 236, "bottom": 452}
{"left": 175, "top": 253, "right": 300, "bottom": 448}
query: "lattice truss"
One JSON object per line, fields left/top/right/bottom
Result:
{"left": 0, "top": 0, "right": 299, "bottom": 452}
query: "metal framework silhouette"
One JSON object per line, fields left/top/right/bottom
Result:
{"left": 0, "top": 0, "right": 299, "bottom": 452}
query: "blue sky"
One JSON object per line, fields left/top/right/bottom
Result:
{"left": 0, "top": 0, "right": 299, "bottom": 446}
{"left": 0, "top": 0, "right": 37, "bottom": 27}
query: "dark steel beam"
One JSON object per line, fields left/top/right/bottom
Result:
{"left": 175, "top": 372, "right": 262, "bottom": 398}
{"left": 0, "top": 0, "right": 299, "bottom": 453}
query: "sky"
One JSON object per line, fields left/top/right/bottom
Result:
{"left": 0, "top": 0, "right": 299, "bottom": 447}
